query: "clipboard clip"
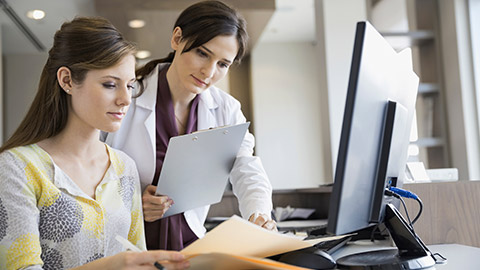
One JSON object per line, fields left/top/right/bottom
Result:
{"left": 192, "top": 125, "right": 229, "bottom": 134}
{"left": 191, "top": 125, "right": 231, "bottom": 139}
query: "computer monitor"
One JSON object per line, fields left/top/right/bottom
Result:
{"left": 326, "top": 21, "right": 437, "bottom": 269}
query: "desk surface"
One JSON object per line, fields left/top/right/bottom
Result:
{"left": 332, "top": 241, "right": 480, "bottom": 269}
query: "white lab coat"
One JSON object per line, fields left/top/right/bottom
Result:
{"left": 104, "top": 63, "right": 273, "bottom": 238}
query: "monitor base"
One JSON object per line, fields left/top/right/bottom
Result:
{"left": 337, "top": 248, "right": 436, "bottom": 270}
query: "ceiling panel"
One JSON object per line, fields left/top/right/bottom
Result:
{"left": 1, "top": 0, "right": 316, "bottom": 59}
{"left": 95, "top": 0, "right": 275, "bottom": 60}
{"left": 1, "top": 0, "right": 95, "bottom": 54}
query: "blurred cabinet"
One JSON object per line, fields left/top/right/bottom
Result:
{"left": 403, "top": 181, "right": 480, "bottom": 248}
{"left": 410, "top": 0, "right": 449, "bottom": 169}
{"left": 369, "top": 0, "right": 449, "bottom": 169}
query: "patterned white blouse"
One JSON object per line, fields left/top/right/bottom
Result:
{"left": 0, "top": 144, "right": 146, "bottom": 269}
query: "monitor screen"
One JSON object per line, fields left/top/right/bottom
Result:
{"left": 325, "top": 21, "right": 437, "bottom": 269}
{"left": 327, "top": 21, "right": 418, "bottom": 236}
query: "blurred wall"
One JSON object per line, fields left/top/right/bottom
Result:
{"left": 251, "top": 41, "right": 324, "bottom": 190}
{"left": 3, "top": 53, "right": 46, "bottom": 139}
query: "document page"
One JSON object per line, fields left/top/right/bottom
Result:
{"left": 182, "top": 215, "right": 348, "bottom": 258}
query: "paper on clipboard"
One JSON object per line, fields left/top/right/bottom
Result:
{"left": 156, "top": 122, "right": 250, "bottom": 217}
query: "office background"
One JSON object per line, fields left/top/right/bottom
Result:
{"left": 1, "top": 0, "right": 479, "bottom": 189}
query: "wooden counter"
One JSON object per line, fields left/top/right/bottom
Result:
{"left": 403, "top": 181, "right": 480, "bottom": 247}
{"left": 208, "top": 181, "right": 480, "bottom": 247}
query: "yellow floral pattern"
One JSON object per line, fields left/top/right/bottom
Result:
{"left": 128, "top": 209, "right": 142, "bottom": 244}
{"left": 7, "top": 233, "right": 42, "bottom": 270}
{"left": 78, "top": 197, "right": 105, "bottom": 239}
{"left": 0, "top": 144, "right": 146, "bottom": 269}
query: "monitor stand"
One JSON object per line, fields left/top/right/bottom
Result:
{"left": 336, "top": 204, "right": 437, "bottom": 269}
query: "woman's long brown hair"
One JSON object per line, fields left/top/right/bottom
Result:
{"left": 0, "top": 17, "right": 136, "bottom": 153}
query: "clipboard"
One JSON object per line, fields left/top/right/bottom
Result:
{"left": 156, "top": 122, "right": 250, "bottom": 217}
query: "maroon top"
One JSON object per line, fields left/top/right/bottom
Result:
{"left": 144, "top": 65, "right": 200, "bottom": 250}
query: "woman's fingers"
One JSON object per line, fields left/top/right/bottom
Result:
{"left": 148, "top": 250, "right": 190, "bottom": 270}
{"left": 143, "top": 203, "right": 172, "bottom": 222}
{"left": 248, "top": 213, "right": 278, "bottom": 231}
{"left": 119, "top": 250, "right": 190, "bottom": 270}
{"left": 142, "top": 185, "right": 174, "bottom": 222}
{"left": 262, "top": 220, "right": 278, "bottom": 231}
{"left": 143, "top": 197, "right": 173, "bottom": 209}
{"left": 144, "top": 185, "right": 157, "bottom": 195}
{"left": 143, "top": 186, "right": 173, "bottom": 205}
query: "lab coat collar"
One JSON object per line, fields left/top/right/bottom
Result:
{"left": 197, "top": 86, "right": 220, "bottom": 130}
{"left": 135, "top": 64, "right": 164, "bottom": 111}
{"left": 199, "top": 87, "right": 218, "bottom": 110}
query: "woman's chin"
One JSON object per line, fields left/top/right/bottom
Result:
{"left": 101, "top": 123, "right": 122, "bottom": 133}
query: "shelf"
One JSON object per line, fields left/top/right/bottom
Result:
{"left": 373, "top": 0, "right": 449, "bottom": 168}
{"left": 418, "top": 83, "right": 439, "bottom": 95}
{"left": 380, "top": 30, "right": 435, "bottom": 50}
{"left": 413, "top": 137, "right": 445, "bottom": 148}
{"left": 380, "top": 30, "right": 435, "bottom": 40}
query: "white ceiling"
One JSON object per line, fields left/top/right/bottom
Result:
{"left": 259, "top": 0, "right": 315, "bottom": 43}
{"left": 0, "top": 0, "right": 316, "bottom": 58}
{"left": 0, "top": 0, "right": 96, "bottom": 54}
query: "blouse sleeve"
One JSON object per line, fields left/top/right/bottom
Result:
{"left": 0, "top": 151, "right": 44, "bottom": 270}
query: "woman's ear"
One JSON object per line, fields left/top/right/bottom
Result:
{"left": 57, "top": 67, "right": 73, "bottom": 94}
{"left": 171, "top": 26, "right": 183, "bottom": 51}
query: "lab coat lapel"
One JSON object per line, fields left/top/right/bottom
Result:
{"left": 136, "top": 65, "right": 159, "bottom": 111}
{"left": 198, "top": 88, "right": 219, "bottom": 130}
{"left": 135, "top": 65, "right": 161, "bottom": 172}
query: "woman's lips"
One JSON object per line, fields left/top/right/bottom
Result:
{"left": 108, "top": 112, "right": 125, "bottom": 120}
{"left": 192, "top": 75, "right": 207, "bottom": 86}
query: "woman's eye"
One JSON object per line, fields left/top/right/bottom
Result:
{"left": 102, "top": 83, "right": 116, "bottom": 89}
{"left": 219, "top": 62, "right": 229, "bottom": 69}
{"left": 127, "top": 84, "right": 135, "bottom": 90}
{"left": 196, "top": 49, "right": 208, "bottom": 58}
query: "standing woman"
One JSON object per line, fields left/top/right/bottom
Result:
{"left": 104, "top": 0, "right": 276, "bottom": 251}
{"left": 0, "top": 17, "right": 188, "bottom": 269}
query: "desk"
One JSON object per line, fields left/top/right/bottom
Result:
{"left": 332, "top": 242, "right": 480, "bottom": 269}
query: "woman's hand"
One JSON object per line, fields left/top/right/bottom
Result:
{"left": 248, "top": 213, "right": 278, "bottom": 231}
{"left": 75, "top": 250, "right": 189, "bottom": 270}
{"left": 142, "top": 185, "right": 174, "bottom": 222}
{"left": 112, "top": 250, "right": 189, "bottom": 270}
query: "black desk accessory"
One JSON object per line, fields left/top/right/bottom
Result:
{"left": 277, "top": 247, "right": 336, "bottom": 270}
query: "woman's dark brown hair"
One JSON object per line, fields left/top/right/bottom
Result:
{"left": 0, "top": 16, "right": 136, "bottom": 153}
{"left": 135, "top": 0, "right": 248, "bottom": 96}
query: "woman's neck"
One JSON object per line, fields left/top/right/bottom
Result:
{"left": 38, "top": 116, "right": 103, "bottom": 160}
{"left": 166, "top": 64, "right": 196, "bottom": 109}
{"left": 165, "top": 64, "right": 197, "bottom": 135}
{"left": 37, "top": 116, "right": 109, "bottom": 200}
